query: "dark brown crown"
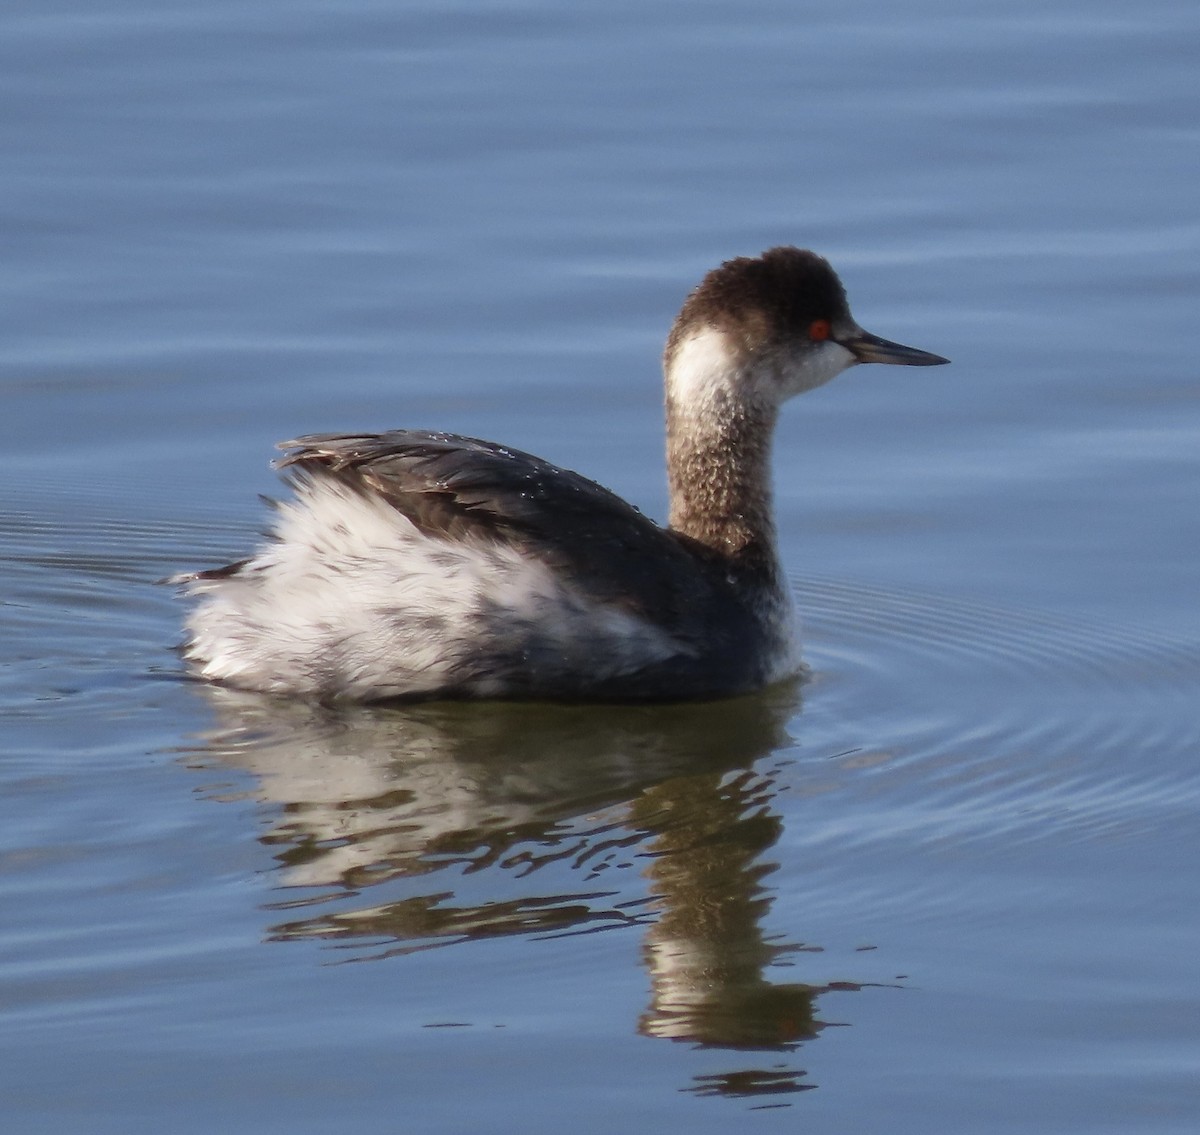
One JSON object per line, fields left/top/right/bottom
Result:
{"left": 667, "top": 247, "right": 851, "bottom": 357}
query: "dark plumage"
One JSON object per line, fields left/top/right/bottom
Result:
{"left": 267, "top": 431, "right": 769, "bottom": 697}
{"left": 667, "top": 247, "right": 851, "bottom": 358}
{"left": 275, "top": 430, "right": 747, "bottom": 620}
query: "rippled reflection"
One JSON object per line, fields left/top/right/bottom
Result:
{"left": 189, "top": 681, "right": 869, "bottom": 1097}
{"left": 636, "top": 771, "right": 829, "bottom": 1049}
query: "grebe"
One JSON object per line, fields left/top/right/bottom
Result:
{"left": 176, "top": 247, "right": 948, "bottom": 701}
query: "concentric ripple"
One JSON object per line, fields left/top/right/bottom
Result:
{"left": 785, "top": 574, "right": 1200, "bottom": 854}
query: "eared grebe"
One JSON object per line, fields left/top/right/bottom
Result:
{"left": 176, "top": 247, "right": 948, "bottom": 701}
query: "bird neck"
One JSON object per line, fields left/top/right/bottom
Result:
{"left": 664, "top": 346, "right": 781, "bottom": 576}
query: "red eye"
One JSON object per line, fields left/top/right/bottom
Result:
{"left": 809, "top": 319, "right": 831, "bottom": 341}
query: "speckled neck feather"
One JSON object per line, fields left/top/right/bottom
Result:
{"left": 666, "top": 398, "right": 778, "bottom": 568}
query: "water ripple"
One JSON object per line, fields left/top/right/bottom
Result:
{"left": 788, "top": 575, "right": 1200, "bottom": 854}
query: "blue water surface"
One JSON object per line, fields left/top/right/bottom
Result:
{"left": 2, "top": 1, "right": 1198, "bottom": 1131}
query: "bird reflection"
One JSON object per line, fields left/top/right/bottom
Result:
{"left": 189, "top": 681, "right": 866, "bottom": 1098}
{"left": 636, "top": 770, "right": 830, "bottom": 1050}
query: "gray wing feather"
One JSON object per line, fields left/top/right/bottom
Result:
{"left": 275, "top": 430, "right": 727, "bottom": 623}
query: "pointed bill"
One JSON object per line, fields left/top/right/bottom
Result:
{"left": 840, "top": 329, "right": 949, "bottom": 367}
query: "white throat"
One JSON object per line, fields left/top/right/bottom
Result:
{"left": 666, "top": 326, "right": 857, "bottom": 414}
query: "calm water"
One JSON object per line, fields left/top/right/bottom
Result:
{"left": 3, "top": 0, "right": 1199, "bottom": 1131}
